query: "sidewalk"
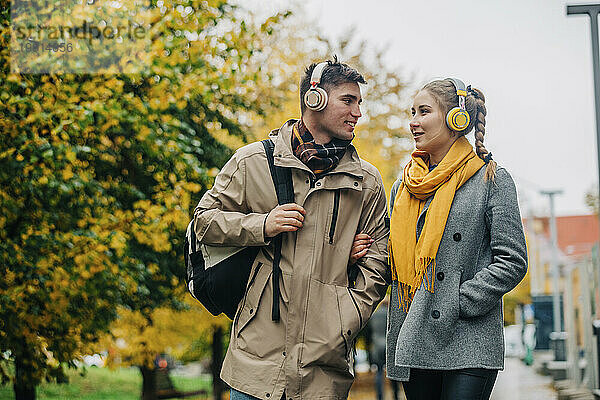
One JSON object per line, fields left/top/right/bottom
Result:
{"left": 348, "top": 354, "right": 557, "bottom": 400}
{"left": 491, "top": 355, "right": 557, "bottom": 400}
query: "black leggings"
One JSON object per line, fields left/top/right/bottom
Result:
{"left": 402, "top": 368, "right": 498, "bottom": 400}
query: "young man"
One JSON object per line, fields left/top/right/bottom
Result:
{"left": 193, "top": 58, "right": 389, "bottom": 400}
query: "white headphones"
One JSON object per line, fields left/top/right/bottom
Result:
{"left": 303, "top": 62, "right": 329, "bottom": 112}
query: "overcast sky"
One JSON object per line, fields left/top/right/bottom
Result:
{"left": 243, "top": 0, "right": 599, "bottom": 217}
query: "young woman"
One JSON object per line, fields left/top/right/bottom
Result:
{"left": 350, "top": 78, "right": 527, "bottom": 399}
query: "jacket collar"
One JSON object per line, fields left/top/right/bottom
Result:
{"left": 270, "top": 119, "right": 364, "bottom": 180}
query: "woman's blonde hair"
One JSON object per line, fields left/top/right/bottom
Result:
{"left": 422, "top": 79, "right": 497, "bottom": 181}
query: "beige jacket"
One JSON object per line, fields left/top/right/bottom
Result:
{"left": 193, "top": 119, "right": 389, "bottom": 399}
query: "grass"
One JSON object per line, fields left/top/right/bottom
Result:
{"left": 0, "top": 366, "right": 211, "bottom": 400}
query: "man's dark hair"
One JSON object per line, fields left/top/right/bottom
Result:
{"left": 299, "top": 55, "right": 367, "bottom": 113}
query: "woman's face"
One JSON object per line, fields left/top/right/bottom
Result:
{"left": 410, "top": 90, "right": 455, "bottom": 159}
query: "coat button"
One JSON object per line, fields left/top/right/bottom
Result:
{"left": 437, "top": 272, "right": 445, "bottom": 281}
{"left": 316, "top": 181, "right": 321, "bottom": 187}
{"left": 282, "top": 351, "right": 286, "bottom": 356}
{"left": 249, "top": 308, "right": 254, "bottom": 314}
{"left": 266, "top": 394, "right": 270, "bottom": 398}
{"left": 453, "top": 232, "right": 462, "bottom": 242}
{"left": 354, "top": 181, "right": 359, "bottom": 187}
{"left": 347, "top": 330, "right": 352, "bottom": 336}
{"left": 431, "top": 310, "right": 440, "bottom": 319}
{"left": 305, "top": 179, "right": 309, "bottom": 184}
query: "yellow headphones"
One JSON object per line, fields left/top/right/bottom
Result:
{"left": 446, "top": 78, "right": 471, "bottom": 132}
{"left": 304, "top": 62, "right": 329, "bottom": 112}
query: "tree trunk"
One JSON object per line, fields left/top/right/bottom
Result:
{"left": 14, "top": 356, "right": 36, "bottom": 400}
{"left": 139, "top": 365, "right": 158, "bottom": 400}
{"left": 212, "top": 326, "right": 225, "bottom": 400}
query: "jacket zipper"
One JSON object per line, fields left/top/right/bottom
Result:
{"left": 328, "top": 189, "right": 341, "bottom": 244}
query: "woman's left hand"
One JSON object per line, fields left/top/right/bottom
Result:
{"left": 349, "top": 233, "right": 374, "bottom": 265}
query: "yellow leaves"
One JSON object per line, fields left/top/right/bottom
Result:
{"left": 147, "top": 263, "right": 159, "bottom": 275}
{"left": 15, "top": 153, "right": 24, "bottom": 162}
{"left": 176, "top": 99, "right": 187, "bottom": 110}
{"left": 137, "top": 126, "right": 151, "bottom": 141}
{"left": 95, "top": 244, "right": 108, "bottom": 253}
{"left": 134, "top": 230, "right": 171, "bottom": 252}
{"left": 89, "top": 264, "right": 105, "bottom": 275}
{"left": 101, "top": 119, "right": 119, "bottom": 133}
{"left": 208, "top": 167, "right": 219, "bottom": 177}
{"left": 74, "top": 254, "right": 86, "bottom": 266}
{"left": 0, "top": 147, "right": 16, "bottom": 159}
{"left": 150, "top": 97, "right": 169, "bottom": 111}
{"left": 62, "top": 165, "right": 74, "bottom": 180}
{"left": 109, "top": 231, "right": 127, "bottom": 257}
{"left": 183, "top": 182, "right": 202, "bottom": 192}
{"left": 100, "top": 153, "right": 117, "bottom": 163}
{"left": 210, "top": 126, "right": 245, "bottom": 151}
{"left": 103, "top": 301, "right": 223, "bottom": 368}
{"left": 100, "top": 135, "right": 113, "bottom": 148}
{"left": 65, "top": 149, "right": 76, "bottom": 162}
{"left": 168, "top": 172, "right": 176, "bottom": 184}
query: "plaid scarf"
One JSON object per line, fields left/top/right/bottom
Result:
{"left": 291, "top": 119, "right": 352, "bottom": 176}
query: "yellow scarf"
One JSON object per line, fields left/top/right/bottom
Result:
{"left": 389, "top": 137, "right": 484, "bottom": 311}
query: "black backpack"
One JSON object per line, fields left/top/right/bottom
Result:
{"left": 185, "top": 139, "right": 293, "bottom": 321}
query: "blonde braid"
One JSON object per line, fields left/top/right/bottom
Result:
{"left": 469, "top": 88, "right": 496, "bottom": 181}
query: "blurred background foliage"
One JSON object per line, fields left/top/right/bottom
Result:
{"left": 0, "top": 0, "right": 412, "bottom": 398}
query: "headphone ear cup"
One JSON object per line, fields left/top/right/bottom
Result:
{"left": 304, "top": 87, "right": 328, "bottom": 112}
{"left": 446, "top": 107, "right": 470, "bottom": 131}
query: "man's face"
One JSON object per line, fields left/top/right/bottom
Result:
{"left": 312, "top": 82, "right": 362, "bottom": 143}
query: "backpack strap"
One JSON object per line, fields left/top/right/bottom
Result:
{"left": 261, "top": 139, "right": 294, "bottom": 322}
{"left": 262, "top": 139, "right": 293, "bottom": 204}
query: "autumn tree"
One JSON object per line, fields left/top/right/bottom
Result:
{"left": 0, "top": 1, "right": 286, "bottom": 399}
{"left": 100, "top": 296, "right": 230, "bottom": 400}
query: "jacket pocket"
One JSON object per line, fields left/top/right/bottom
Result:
{"left": 234, "top": 262, "right": 270, "bottom": 338}
{"left": 429, "top": 268, "right": 462, "bottom": 343}
{"left": 335, "top": 286, "right": 362, "bottom": 361}
{"left": 301, "top": 280, "right": 353, "bottom": 372}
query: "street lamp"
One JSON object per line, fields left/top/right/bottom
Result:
{"left": 567, "top": 4, "right": 600, "bottom": 210}
{"left": 567, "top": 1, "right": 600, "bottom": 381}
{"left": 540, "top": 190, "right": 565, "bottom": 362}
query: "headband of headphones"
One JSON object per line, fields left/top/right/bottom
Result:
{"left": 310, "top": 62, "right": 329, "bottom": 88}
{"left": 447, "top": 78, "right": 467, "bottom": 109}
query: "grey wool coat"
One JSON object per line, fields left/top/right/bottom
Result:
{"left": 385, "top": 165, "right": 528, "bottom": 382}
